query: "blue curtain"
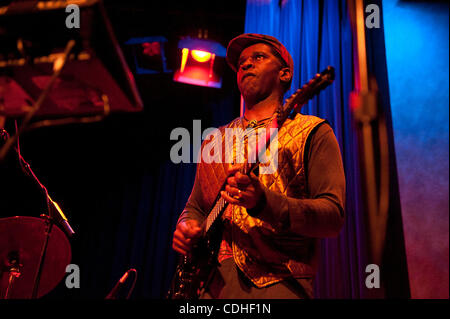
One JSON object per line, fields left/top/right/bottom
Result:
{"left": 107, "top": 161, "right": 197, "bottom": 298}
{"left": 245, "top": 0, "right": 369, "bottom": 298}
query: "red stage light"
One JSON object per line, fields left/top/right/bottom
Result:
{"left": 173, "top": 38, "right": 226, "bottom": 89}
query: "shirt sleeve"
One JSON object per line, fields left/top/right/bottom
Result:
{"left": 177, "top": 163, "right": 207, "bottom": 225}
{"left": 249, "top": 123, "right": 346, "bottom": 238}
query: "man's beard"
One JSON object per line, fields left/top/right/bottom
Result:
{"left": 240, "top": 85, "right": 271, "bottom": 106}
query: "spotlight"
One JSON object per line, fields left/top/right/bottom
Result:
{"left": 173, "top": 37, "right": 226, "bottom": 89}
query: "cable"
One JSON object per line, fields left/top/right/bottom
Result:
{"left": 14, "top": 120, "right": 49, "bottom": 199}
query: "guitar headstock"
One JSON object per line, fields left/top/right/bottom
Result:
{"left": 278, "top": 66, "right": 335, "bottom": 124}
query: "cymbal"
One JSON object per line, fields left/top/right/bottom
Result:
{"left": 0, "top": 216, "right": 71, "bottom": 299}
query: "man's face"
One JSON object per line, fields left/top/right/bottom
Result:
{"left": 236, "top": 43, "right": 284, "bottom": 105}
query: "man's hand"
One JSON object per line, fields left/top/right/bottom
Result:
{"left": 221, "top": 164, "right": 263, "bottom": 209}
{"left": 172, "top": 219, "right": 202, "bottom": 255}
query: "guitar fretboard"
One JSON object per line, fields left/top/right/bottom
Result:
{"left": 204, "top": 196, "right": 226, "bottom": 233}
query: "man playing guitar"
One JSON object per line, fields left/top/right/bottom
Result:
{"left": 172, "top": 33, "right": 345, "bottom": 299}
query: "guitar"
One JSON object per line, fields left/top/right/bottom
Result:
{"left": 168, "top": 66, "right": 335, "bottom": 299}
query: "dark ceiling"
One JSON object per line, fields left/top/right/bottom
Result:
{"left": 103, "top": 0, "right": 246, "bottom": 48}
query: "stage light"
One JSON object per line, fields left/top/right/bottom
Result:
{"left": 173, "top": 37, "right": 226, "bottom": 89}
{"left": 124, "top": 36, "right": 171, "bottom": 75}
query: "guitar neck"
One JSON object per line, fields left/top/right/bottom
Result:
{"left": 204, "top": 196, "right": 227, "bottom": 233}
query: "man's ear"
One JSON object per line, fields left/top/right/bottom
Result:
{"left": 279, "top": 67, "right": 292, "bottom": 85}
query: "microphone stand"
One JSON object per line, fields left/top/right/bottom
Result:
{"left": 16, "top": 143, "right": 75, "bottom": 298}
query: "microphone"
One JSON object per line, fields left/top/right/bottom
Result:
{"left": 47, "top": 195, "right": 75, "bottom": 237}
{"left": 105, "top": 269, "right": 136, "bottom": 299}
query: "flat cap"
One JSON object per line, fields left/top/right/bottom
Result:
{"left": 226, "top": 33, "right": 293, "bottom": 74}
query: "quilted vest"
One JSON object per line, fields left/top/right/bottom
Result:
{"left": 196, "top": 113, "right": 325, "bottom": 287}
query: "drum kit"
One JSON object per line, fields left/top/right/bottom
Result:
{"left": 0, "top": 215, "right": 72, "bottom": 299}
